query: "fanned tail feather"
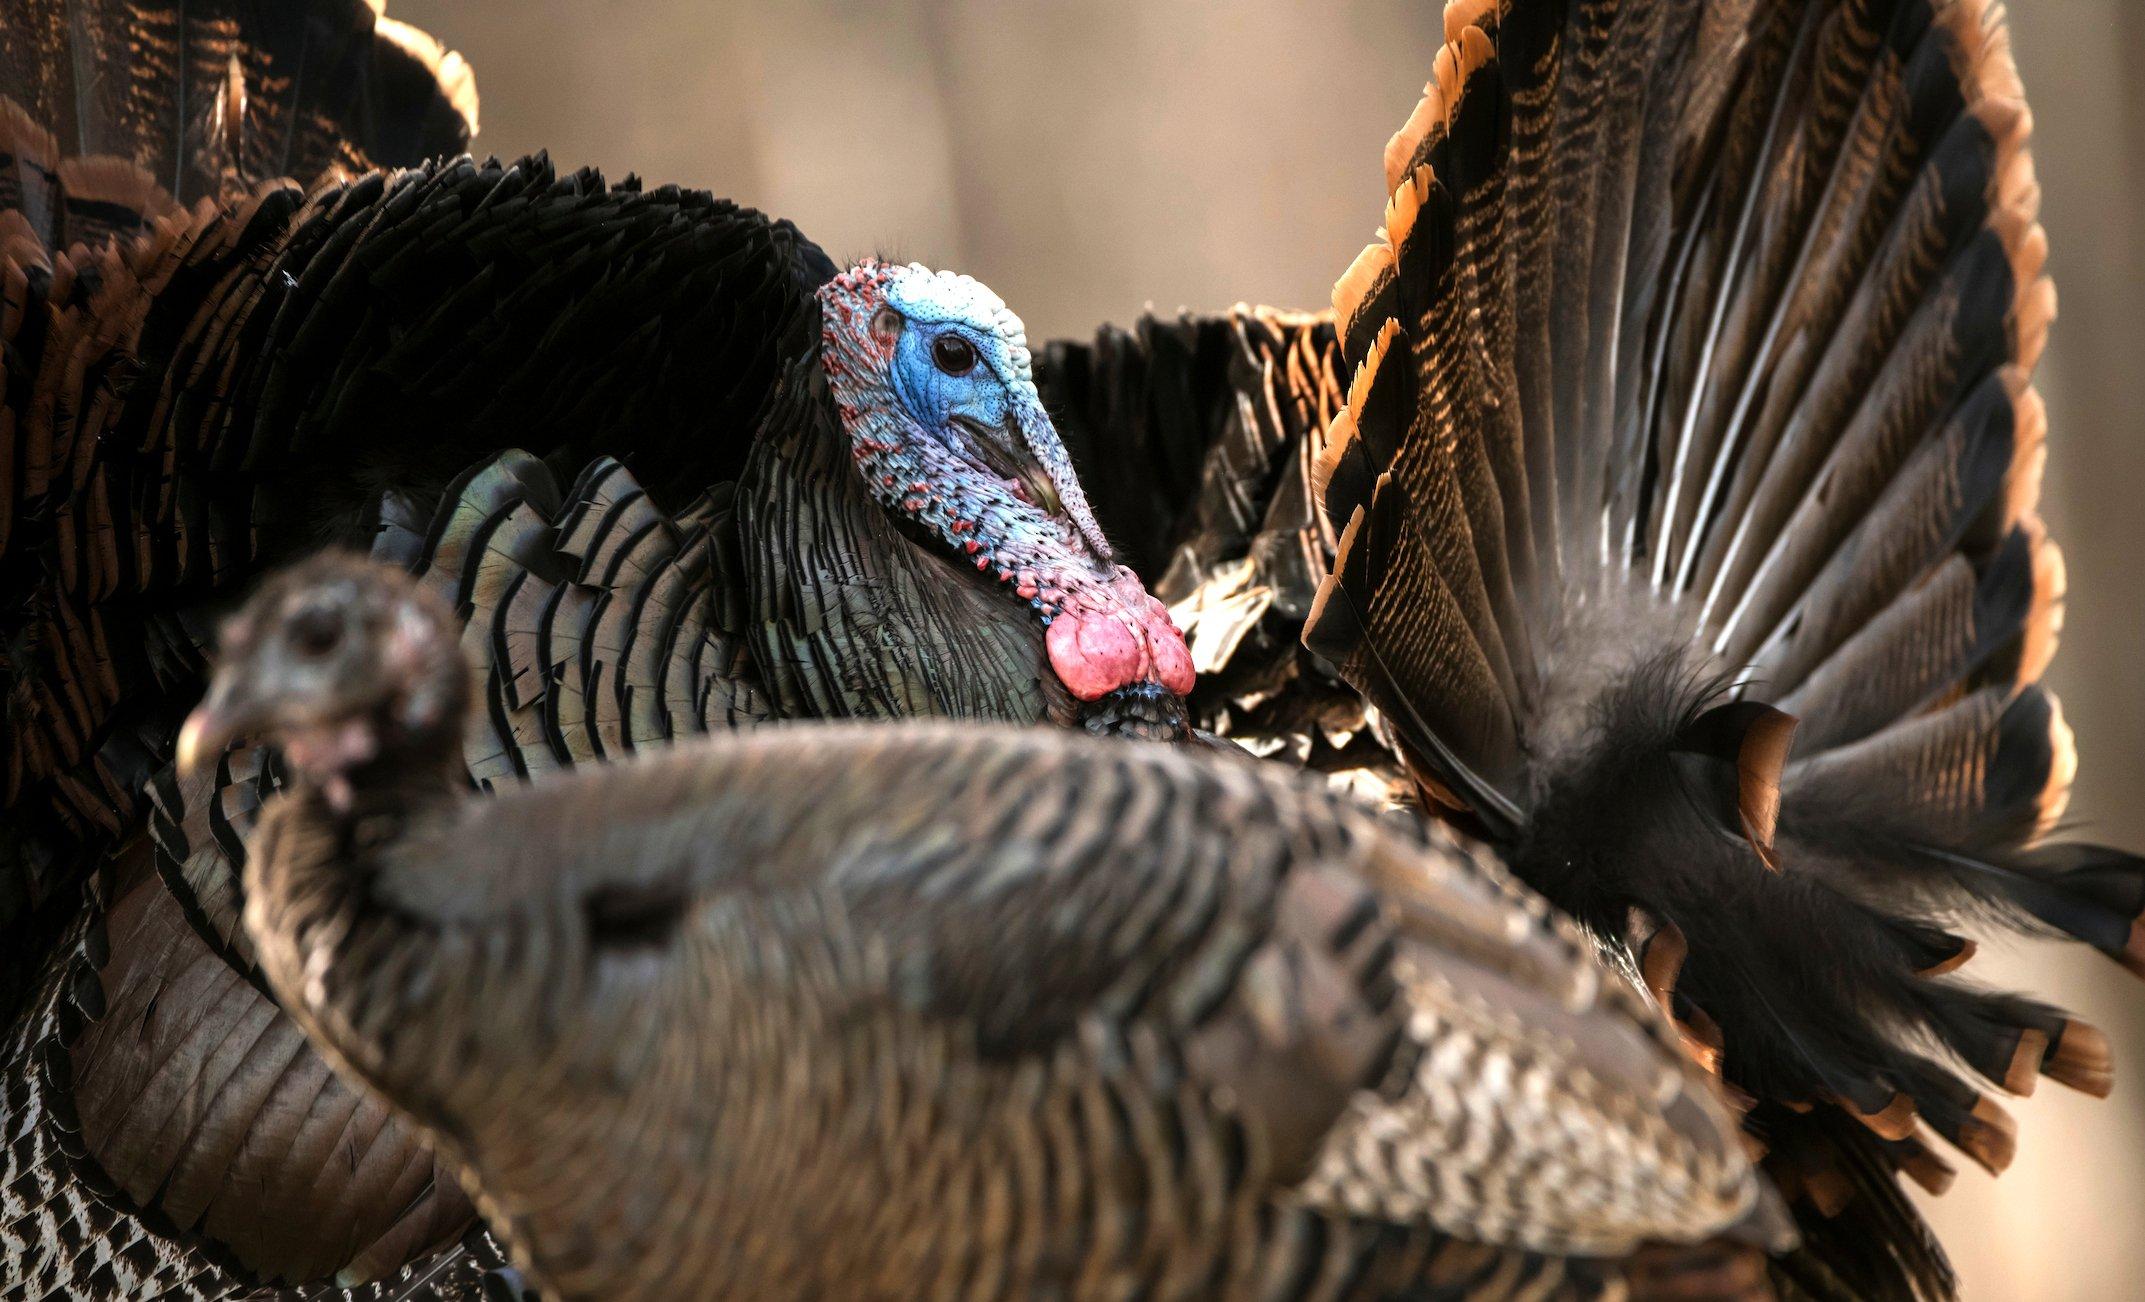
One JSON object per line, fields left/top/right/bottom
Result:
{"left": 1303, "top": 2, "right": 2138, "bottom": 1295}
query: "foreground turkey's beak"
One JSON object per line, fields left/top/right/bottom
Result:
{"left": 175, "top": 676, "right": 248, "bottom": 778}
{"left": 174, "top": 709, "right": 221, "bottom": 778}
{"left": 1015, "top": 449, "right": 1064, "bottom": 518}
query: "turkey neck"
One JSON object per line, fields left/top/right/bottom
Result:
{"left": 737, "top": 353, "right": 1073, "bottom": 726}
{"left": 240, "top": 731, "right": 467, "bottom": 1114}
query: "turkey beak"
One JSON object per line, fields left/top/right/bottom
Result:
{"left": 1008, "top": 393, "right": 1115, "bottom": 565}
{"left": 1003, "top": 431, "right": 1065, "bottom": 518}
{"left": 1017, "top": 449, "right": 1064, "bottom": 518}
{"left": 176, "top": 674, "right": 254, "bottom": 778}
{"left": 962, "top": 414, "right": 1061, "bottom": 518}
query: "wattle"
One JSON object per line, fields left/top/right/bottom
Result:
{"left": 1044, "top": 570, "right": 1196, "bottom": 701}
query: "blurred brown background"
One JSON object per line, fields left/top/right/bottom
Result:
{"left": 394, "top": 2, "right": 2145, "bottom": 1295}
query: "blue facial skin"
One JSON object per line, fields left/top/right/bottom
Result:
{"left": 882, "top": 312, "right": 1073, "bottom": 532}
{"left": 818, "top": 262, "right": 1122, "bottom": 629}
{"left": 887, "top": 320, "right": 1009, "bottom": 449}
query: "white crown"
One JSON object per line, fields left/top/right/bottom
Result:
{"left": 883, "top": 264, "right": 1033, "bottom": 383}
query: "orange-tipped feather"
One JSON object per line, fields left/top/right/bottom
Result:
{"left": 1994, "top": 131, "right": 2041, "bottom": 224}
{"left": 1960, "top": 1096, "right": 2018, "bottom": 1174}
{"left": 1944, "top": 0, "right": 2027, "bottom": 108}
{"left": 1305, "top": 508, "right": 1369, "bottom": 656}
{"left": 1897, "top": 1131, "right": 1959, "bottom": 1198}
{"left": 1383, "top": 86, "right": 1446, "bottom": 195}
{"left": 2018, "top": 525, "right": 2066, "bottom": 688}
{"left": 2001, "top": 376, "right": 2049, "bottom": 527}
{"left": 0, "top": 96, "right": 58, "bottom": 178}
{"left": 55, "top": 157, "right": 176, "bottom": 228}
{"left": 2045, "top": 1020, "right": 2114, "bottom": 1098}
{"left": 1639, "top": 920, "right": 1689, "bottom": 1010}
{"left": 1442, "top": 0, "right": 1500, "bottom": 48}
{"left": 1432, "top": 42, "right": 1462, "bottom": 112}
{"left": 1843, "top": 1092, "right": 1919, "bottom": 1142}
{"left": 2002, "top": 1027, "right": 2049, "bottom": 1096}
{"left": 1312, "top": 405, "right": 1359, "bottom": 510}
{"left": 2035, "top": 693, "right": 2077, "bottom": 838}
{"left": 1314, "top": 319, "right": 1399, "bottom": 503}
{"left": 2014, "top": 274, "right": 2057, "bottom": 376}
{"left": 1382, "top": 166, "right": 1433, "bottom": 256}
{"left": 1344, "top": 319, "right": 1400, "bottom": 422}
{"left": 1453, "top": 25, "right": 1497, "bottom": 104}
{"left": 1918, "top": 937, "right": 1978, "bottom": 978}
{"left": 374, "top": 16, "right": 481, "bottom": 136}
{"left": 1801, "top": 1168, "right": 1855, "bottom": 1219}
{"left": 1332, "top": 240, "right": 1395, "bottom": 339}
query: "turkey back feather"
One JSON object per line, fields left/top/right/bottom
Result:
{"left": 0, "top": 152, "right": 829, "bottom": 943}
{"left": 1302, "top": 2, "right": 2137, "bottom": 1296}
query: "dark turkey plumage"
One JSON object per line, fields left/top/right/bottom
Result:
{"left": 194, "top": 552, "right": 1778, "bottom": 1301}
{"left": 1293, "top": 2, "right": 2143, "bottom": 1298}
{"left": 0, "top": 6, "right": 529, "bottom": 1297}
{"left": 1025, "top": 4, "right": 2145, "bottom": 1296}
{"left": 0, "top": 3, "right": 1198, "bottom": 1295}
{"left": 3, "top": 0, "right": 2141, "bottom": 1298}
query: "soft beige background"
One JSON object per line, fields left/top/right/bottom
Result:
{"left": 394, "top": 2, "right": 2145, "bottom": 1295}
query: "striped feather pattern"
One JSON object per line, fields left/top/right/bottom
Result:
{"left": 1300, "top": 3, "right": 2136, "bottom": 1296}
{"left": 0, "top": 1, "right": 472, "bottom": 224}
{"left": 0, "top": 850, "right": 525, "bottom": 1300}
{"left": 211, "top": 553, "right": 1765, "bottom": 1298}
{"left": 1, "top": 153, "right": 827, "bottom": 939}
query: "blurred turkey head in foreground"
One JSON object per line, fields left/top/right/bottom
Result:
{"left": 176, "top": 554, "right": 468, "bottom": 809}
{"left": 820, "top": 260, "right": 1196, "bottom": 737}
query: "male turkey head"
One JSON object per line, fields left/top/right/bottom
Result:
{"left": 817, "top": 261, "right": 1195, "bottom": 729}
{"left": 176, "top": 554, "right": 468, "bottom": 809}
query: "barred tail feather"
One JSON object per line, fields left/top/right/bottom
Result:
{"left": 1304, "top": 3, "right": 2135, "bottom": 1296}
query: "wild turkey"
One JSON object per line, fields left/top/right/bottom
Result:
{"left": 2, "top": 0, "right": 2138, "bottom": 1297}
{"left": 0, "top": 69, "right": 1196, "bottom": 946}
{"left": 183, "top": 551, "right": 1787, "bottom": 1301}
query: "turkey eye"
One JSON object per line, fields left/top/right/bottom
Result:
{"left": 932, "top": 334, "right": 977, "bottom": 376}
{"left": 287, "top": 605, "right": 344, "bottom": 659}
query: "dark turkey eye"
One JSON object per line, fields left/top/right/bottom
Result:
{"left": 931, "top": 334, "right": 977, "bottom": 376}
{"left": 287, "top": 604, "right": 344, "bottom": 659}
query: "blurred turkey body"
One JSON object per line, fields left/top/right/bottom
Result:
{"left": 203, "top": 557, "right": 1760, "bottom": 1299}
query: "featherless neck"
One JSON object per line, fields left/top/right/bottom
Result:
{"left": 836, "top": 397, "right": 1111, "bottom": 607}
{"left": 819, "top": 327, "right": 1194, "bottom": 701}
